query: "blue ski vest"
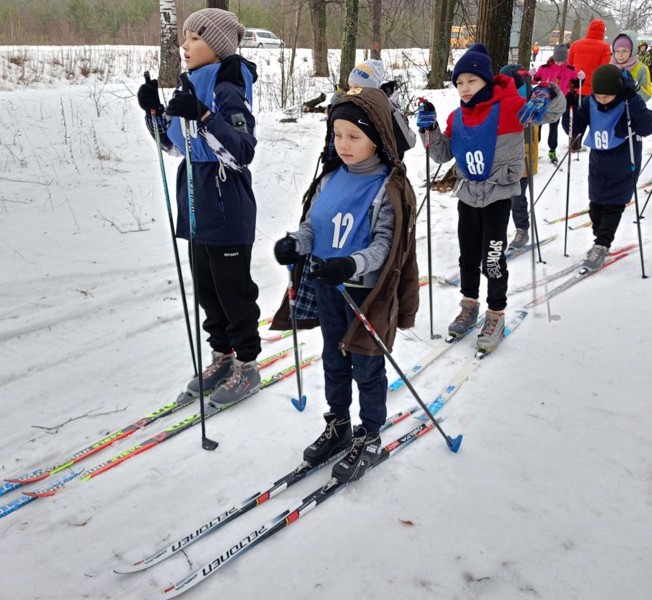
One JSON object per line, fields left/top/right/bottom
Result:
{"left": 167, "top": 63, "right": 254, "bottom": 162}
{"left": 585, "top": 97, "right": 627, "bottom": 150}
{"left": 311, "top": 165, "right": 388, "bottom": 261}
{"left": 451, "top": 103, "right": 500, "bottom": 181}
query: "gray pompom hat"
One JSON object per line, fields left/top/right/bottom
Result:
{"left": 183, "top": 9, "right": 245, "bottom": 60}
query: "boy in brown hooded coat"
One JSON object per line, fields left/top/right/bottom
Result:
{"left": 272, "top": 87, "right": 419, "bottom": 483}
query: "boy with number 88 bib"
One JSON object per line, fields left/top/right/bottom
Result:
{"left": 417, "top": 44, "right": 526, "bottom": 351}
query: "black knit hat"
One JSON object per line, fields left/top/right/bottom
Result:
{"left": 592, "top": 64, "right": 624, "bottom": 95}
{"left": 329, "top": 101, "right": 383, "bottom": 150}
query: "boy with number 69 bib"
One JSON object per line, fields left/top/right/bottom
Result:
{"left": 417, "top": 44, "right": 526, "bottom": 352}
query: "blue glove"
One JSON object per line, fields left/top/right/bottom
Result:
{"left": 518, "top": 85, "right": 553, "bottom": 125}
{"left": 621, "top": 70, "right": 640, "bottom": 100}
{"left": 416, "top": 100, "right": 436, "bottom": 131}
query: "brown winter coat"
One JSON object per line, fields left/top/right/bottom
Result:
{"left": 270, "top": 87, "right": 419, "bottom": 355}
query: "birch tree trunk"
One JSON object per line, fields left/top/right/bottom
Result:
{"left": 309, "top": 0, "right": 329, "bottom": 76}
{"left": 339, "top": 0, "right": 359, "bottom": 87}
{"left": 159, "top": 0, "right": 181, "bottom": 88}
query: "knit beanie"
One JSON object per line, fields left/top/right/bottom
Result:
{"left": 348, "top": 59, "right": 384, "bottom": 89}
{"left": 183, "top": 9, "right": 245, "bottom": 60}
{"left": 499, "top": 64, "right": 528, "bottom": 96}
{"left": 329, "top": 101, "right": 383, "bottom": 150}
{"left": 452, "top": 44, "right": 494, "bottom": 86}
{"left": 613, "top": 35, "right": 633, "bottom": 51}
{"left": 553, "top": 44, "right": 568, "bottom": 62}
{"left": 592, "top": 64, "right": 624, "bottom": 95}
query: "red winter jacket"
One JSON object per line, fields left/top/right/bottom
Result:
{"left": 568, "top": 19, "right": 612, "bottom": 95}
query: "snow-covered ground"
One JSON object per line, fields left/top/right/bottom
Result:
{"left": 0, "top": 47, "right": 650, "bottom": 600}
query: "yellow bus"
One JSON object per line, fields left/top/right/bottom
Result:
{"left": 548, "top": 30, "right": 571, "bottom": 45}
{"left": 451, "top": 25, "right": 475, "bottom": 49}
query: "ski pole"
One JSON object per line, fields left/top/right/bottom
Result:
{"left": 638, "top": 188, "right": 650, "bottom": 220}
{"left": 336, "top": 284, "right": 462, "bottom": 453}
{"left": 417, "top": 97, "right": 437, "bottom": 340}
{"left": 144, "top": 72, "right": 197, "bottom": 377}
{"left": 179, "top": 72, "right": 219, "bottom": 451}
{"left": 563, "top": 103, "right": 574, "bottom": 257}
{"left": 416, "top": 162, "right": 442, "bottom": 218}
{"left": 287, "top": 265, "right": 306, "bottom": 411}
{"left": 574, "top": 70, "right": 585, "bottom": 162}
{"left": 623, "top": 95, "right": 648, "bottom": 279}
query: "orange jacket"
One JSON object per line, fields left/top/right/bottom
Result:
{"left": 568, "top": 19, "right": 612, "bottom": 95}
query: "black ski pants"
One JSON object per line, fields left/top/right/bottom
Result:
{"left": 589, "top": 202, "right": 626, "bottom": 248}
{"left": 511, "top": 178, "right": 530, "bottom": 231}
{"left": 190, "top": 242, "right": 261, "bottom": 363}
{"left": 457, "top": 199, "right": 511, "bottom": 312}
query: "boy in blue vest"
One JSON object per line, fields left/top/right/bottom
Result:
{"left": 273, "top": 88, "right": 419, "bottom": 483}
{"left": 136, "top": 9, "right": 262, "bottom": 404}
{"left": 563, "top": 63, "right": 652, "bottom": 269}
{"left": 417, "top": 44, "right": 526, "bottom": 352}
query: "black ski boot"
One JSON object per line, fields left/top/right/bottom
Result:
{"left": 331, "top": 426, "right": 383, "bottom": 483}
{"left": 303, "top": 412, "right": 352, "bottom": 465}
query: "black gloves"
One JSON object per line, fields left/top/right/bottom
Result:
{"left": 137, "top": 78, "right": 164, "bottom": 114}
{"left": 310, "top": 257, "right": 356, "bottom": 286}
{"left": 274, "top": 235, "right": 300, "bottom": 265}
{"left": 166, "top": 91, "right": 210, "bottom": 121}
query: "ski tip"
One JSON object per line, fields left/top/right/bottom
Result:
{"left": 291, "top": 396, "right": 307, "bottom": 412}
{"left": 447, "top": 434, "right": 463, "bottom": 453}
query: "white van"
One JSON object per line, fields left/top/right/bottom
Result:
{"left": 241, "top": 29, "right": 284, "bottom": 49}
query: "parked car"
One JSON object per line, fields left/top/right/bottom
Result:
{"left": 241, "top": 28, "right": 284, "bottom": 49}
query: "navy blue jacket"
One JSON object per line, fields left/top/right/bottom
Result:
{"left": 150, "top": 55, "right": 258, "bottom": 245}
{"left": 563, "top": 91, "right": 652, "bottom": 204}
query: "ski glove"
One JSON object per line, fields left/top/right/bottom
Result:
{"left": 621, "top": 70, "right": 640, "bottom": 100}
{"left": 416, "top": 100, "right": 436, "bottom": 131}
{"left": 137, "top": 79, "right": 164, "bottom": 114}
{"left": 274, "top": 235, "right": 300, "bottom": 265}
{"left": 166, "top": 92, "right": 210, "bottom": 121}
{"left": 518, "top": 84, "right": 553, "bottom": 125}
{"left": 309, "top": 257, "right": 356, "bottom": 286}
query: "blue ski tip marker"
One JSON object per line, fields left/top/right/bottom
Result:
{"left": 447, "top": 434, "right": 463, "bottom": 453}
{"left": 291, "top": 395, "right": 307, "bottom": 412}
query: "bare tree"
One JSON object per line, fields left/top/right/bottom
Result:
{"left": 309, "top": 0, "right": 329, "bottom": 76}
{"left": 428, "top": 0, "right": 456, "bottom": 88}
{"left": 339, "top": 0, "right": 360, "bottom": 87}
{"left": 518, "top": 0, "right": 536, "bottom": 68}
{"left": 476, "top": 0, "right": 514, "bottom": 75}
{"left": 370, "top": 0, "right": 382, "bottom": 59}
{"left": 159, "top": 0, "right": 181, "bottom": 87}
{"left": 206, "top": 0, "right": 230, "bottom": 9}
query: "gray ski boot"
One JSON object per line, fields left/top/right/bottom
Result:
{"left": 581, "top": 244, "right": 608, "bottom": 271}
{"left": 187, "top": 351, "right": 234, "bottom": 396}
{"left": 477, "top": 309, "right": 505, "bottom": 353}
{"left": 510, "top": 228, "right": 529, "bottom": 250}
{"left": 448, "top": 297, "right": 480, "bottom": 338}
{"left": 209, "top": 359, "right": 261, "bottom": 405}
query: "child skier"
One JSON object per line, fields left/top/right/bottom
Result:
{"left": 417, "top": 44, "right": 528, "bottom": 351}
{"left": 533, "top": 44, "right": 577, "bottom": 164}
{"left": 610, "top": 31, "right": 652, "bottom": 102}
{"left": 272, "top": 87, "right": 419, "bottom": 483}
{"left": 563, "top": 63, "right": 652, "bottom": 269}
{"left": 136, "top": 8, "right": 262, "bottom": 404}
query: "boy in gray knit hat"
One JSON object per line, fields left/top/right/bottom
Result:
{"left": 136, "top": 9, "right": 263, "bottom": 405}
